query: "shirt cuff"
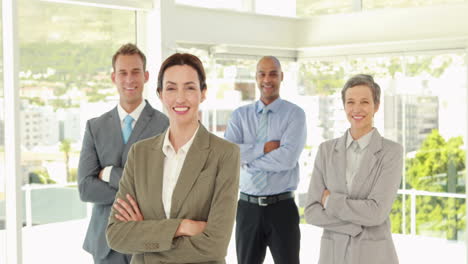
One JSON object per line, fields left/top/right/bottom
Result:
{"left": 254, "top": 143, "right": 265, "bottom": 156}
{"left": 101, "top": 166, "right": 112, "bottom": 182}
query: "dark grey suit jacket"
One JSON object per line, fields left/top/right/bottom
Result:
{"left": 78, "top": 100, "right": 169, "bottom": 260}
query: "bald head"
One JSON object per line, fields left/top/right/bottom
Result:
{"left": 257, "top": 56, "right": 282, "bottom": 71}
{"left": 256, "top": 56, "right": 283, "bottom": 105}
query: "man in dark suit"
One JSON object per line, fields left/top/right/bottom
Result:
{"left": 78, "top": 43, "right": 169, "bottom": 264}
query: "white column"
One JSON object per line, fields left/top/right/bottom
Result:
{"left": 159, "top": 0, "right": 177, "bottom": 61}
{"left": 352, "top": 0, "right": 362, "bottom": 12}
{"left": 136, "top": 9, "right": 163, "bottom": 110}
{"left": 140, "top": 0, "right": 177, "bottom": 113}
{"left": 3, "top": 0, "right": 22, "bottom": 263}
{"left": 242, "top": 0, "right": 255, "bottom": 12}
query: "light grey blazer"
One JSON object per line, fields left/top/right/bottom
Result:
{"left": 78, "top": 100, "right": 169, "bottom": 260}
{"left": 304, "top": 129, "right": 403, "bottom": 264}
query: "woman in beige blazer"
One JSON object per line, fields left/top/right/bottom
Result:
{"left": 106, "top": 53, "right": 240, "bottom": 264}
{"left": 305, "top": 74, "right": 403, "bottom": 264}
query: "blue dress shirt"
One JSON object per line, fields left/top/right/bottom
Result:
{"left": 225, "top": 98, "right": 307, "bottom": 196}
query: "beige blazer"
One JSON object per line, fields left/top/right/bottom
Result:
{"left": 305, "top": 129, "right": 403, "bottom": 264}
{"left": 106, "top": 125, "right": 240, "bottom": 264}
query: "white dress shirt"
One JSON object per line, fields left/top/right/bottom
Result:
{"left": 324, "top": 128, "right": 374, "bottom": 208}
{"left": 345, "top": 128, "right": 374, "bottom": 192}
{"left": 161, "top": 126, "right": 199, "bottom": 218}
{"left": 101, "top": 100, "right": 147, "bottom": 182}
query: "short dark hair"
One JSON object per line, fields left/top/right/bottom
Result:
{"left": 157, "top": 53, "right": 207, "bottom": 93}
{"left": 341, "top": 74, "right": 381, "bottom": 105}
{"left": 112, "top": 43, "right": 147, "bottom": 71}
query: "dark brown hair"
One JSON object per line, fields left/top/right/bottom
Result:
{"left": 157, "top": 53, "right": 207, "bottom": 94}
{"left": 112, "top": 43, "right": 147, "bottom": 71}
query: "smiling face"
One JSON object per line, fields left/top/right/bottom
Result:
{"left": 159, "top": 65, "right": 206, "bottom": 128}
{"left": 112, "top": 54, "right": 149, "bottom": 112}
{"left": 256, "top": 57, "right": 283, "bottom": 105}
{"left": 344, "top": 85, "right": 380, "bottom": 137}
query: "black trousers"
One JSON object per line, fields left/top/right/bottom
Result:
{"left": 236, "top": 198, "right": 300, "bottom": 264}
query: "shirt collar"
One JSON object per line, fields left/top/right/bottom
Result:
{"left": 346, "top": 128, "right": 375, "bottom": 150}
{"left": 162, "top": 125, "right": 200, "bottom": 156}
{"left": 256, "top": 98, "right": 282, "bottom": 114}
{"left": 117, "top": 100, "right": 146, "bottom": 122}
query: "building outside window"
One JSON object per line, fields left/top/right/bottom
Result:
{"left": 6, "top": 0, "right": 137, "bottom": 262}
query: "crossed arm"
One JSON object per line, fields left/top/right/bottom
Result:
{"left": 113, "top": 194, "right": 207, "bottom": 237}
{"left": 224, "top": 107, "right": 307, "bottom": 172}
{"left": 78, "top": 120, "right": 120, "bottom": 205}
{"left": 304, "top": 143, "right": 403, "bottom": 236}
{"left": 106, "top": 144, "right": 240, "bottom": 262}
{"left": 304, "top": 144, "right": 363, "bottom": 237}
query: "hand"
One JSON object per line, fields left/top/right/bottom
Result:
{"left": 264, "top": 140, "right": 280, "bottom": 154}
{"left": 98, "top": 169, "right": 104, "bottom": 180}
{"left": 113, "top": 194, "right": 144, "bottom": 222}
{"left": 321, "top": 189, "right": 330, "bottom": 207}
{"left": 174, "top": 219, "right": 207, "bottom": 237}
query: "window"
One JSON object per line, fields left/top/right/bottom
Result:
{"left": 18, "top": 0, "right": 136, "bottom": 262}
{"left": 203, "top": 56, "right": 259, "bottom": 137}
{"left": 176, "top": 0, "right": 246, "bottom": 11}
{"left": 255, "top": 0, "right": 296, "bottom": 17}
{"left": 296, "top": 0, "right": 353, "bottom": 17}
{"left": 363, "top": 0, "right": 466, "bottom": 10}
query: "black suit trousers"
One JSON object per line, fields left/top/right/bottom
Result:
{"left": 236, "top": 198, "right": 300, "bottom": 264}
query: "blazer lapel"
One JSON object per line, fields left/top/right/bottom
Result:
{"left": 170, "top": 125, "right": 210, "bottom": 218}
{"left": 124, "top": 102, "right": 154, "bottom": 153}
{"left": 108, "top": 107, "right": 125, "bottom": 149}
{"left": 350, "top": 130, "right": 383, "bottom": 196}
{"left": 331, "top": 132, "right": 348, "bottom": 194}
{"left": 148, "top": 131, "right": 168, "bottom": 219}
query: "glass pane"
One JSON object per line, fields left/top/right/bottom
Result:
{"left": 18, "top": 0, "right": 136, "bottom": 263}
{"left": 176, "top": 0, "right": 245, "bottom": 11}
{"left": 390, "top": 194, "right": 410, "bottom": 234}
{"left": 416, "top": 196, "right": 465, "bottom": 240}
{"left": 296, "top": 0, "right": 353, "bottom": 17}
{"left": 203, "top": 56, "right": 297, "bottom": 137}
{"left": 397, "top": 53, "right": 466, "bottom": 189}
{"left": 256, "top": 0, "right": 296, "bottom": 17}
{"left": 205, "top": 57, "right": 257, "bottom": 137}
{"left": 298, "top": 58, "right": 348, "bottom": 142}
{"left": 363, "top": 0, "right": 466, "bottom": 10}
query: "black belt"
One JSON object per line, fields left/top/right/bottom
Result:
{"left": 240, "top": 192, "right": 295, "bottom": 206}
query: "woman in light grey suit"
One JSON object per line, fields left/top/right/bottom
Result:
{"left": 106, "top": 53, "right": 240, "bottom": 264}
{"left": 305, "top": 74, "right": 403, "bottom": 264}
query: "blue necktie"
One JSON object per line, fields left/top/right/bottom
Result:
{"left": 122, "top": 115, "right": 134, "bottom": 144}
{"left": 252, "top": 107, "right": 269, "bottom": 190}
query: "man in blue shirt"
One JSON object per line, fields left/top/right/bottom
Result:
{"left": 225, "top": 56, "right": 307, "bottom": 264}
